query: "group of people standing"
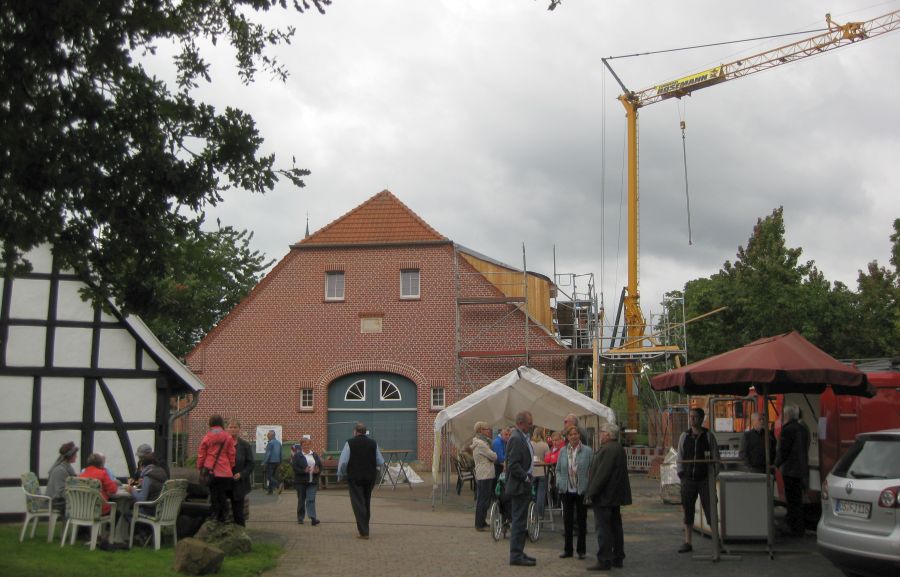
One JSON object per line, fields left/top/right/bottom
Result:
{"left": 196, "top": 414, "right": 255, "bottom": 526}
{"left": 470, "top": 411, "right": 632, "bottom": 570}
{"left": 678, "top": 404, "right": 811, "bottom": 554}
{"left": 197, "top": 415, "right": 327, "bottom": 529}
{"left": 196, "top": 416, "right": 394, "bottom": 538}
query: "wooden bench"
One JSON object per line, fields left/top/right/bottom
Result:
{"left": 319, "top": 451, "right": 343, "bottom": 489}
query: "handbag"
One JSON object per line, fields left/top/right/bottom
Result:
{"left": 199, "top": 440, "right": 226, "bottom": 486}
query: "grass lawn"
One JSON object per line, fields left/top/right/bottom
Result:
{"left": 0, "top": 523, "right": 281, "bottom": 577}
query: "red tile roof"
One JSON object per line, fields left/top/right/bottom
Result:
{"left": 295, "top": 190, "right": 448, "bottom": 246}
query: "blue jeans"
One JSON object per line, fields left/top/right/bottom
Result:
{"left": 296, "top": 483, "right": 318, "bottom": 521}
{"left": 533, "top": 476, "right": 547, "bottom": 518}
{"left": 266, "top": 462, "right": 279, "bottom": 492}
{"left": 509, "top": 495, "right": 530, "bottom": 562}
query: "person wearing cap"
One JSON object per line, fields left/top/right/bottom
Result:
{"left": 128, "top": 443, "right": 155, "bottom": 488}
{"left": 290, "top": 436, "right": 323, "bottom": 525}
{"left": 47, "top": 442, "right": 78, "bottom": 512}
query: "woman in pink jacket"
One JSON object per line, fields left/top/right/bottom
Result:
{"left": 197, "top": 414, "right": 237, "bottom": 522}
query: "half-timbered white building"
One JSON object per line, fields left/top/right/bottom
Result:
{"left": 0, "top": 245, "right": 203, "bottom": 518}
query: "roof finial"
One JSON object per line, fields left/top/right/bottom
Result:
{"left": 305, "top": 212, "right": 310, "bottom": 238}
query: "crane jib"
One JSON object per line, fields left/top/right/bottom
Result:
{"left": 655, "top": 66, "right": 725, "bottom": 99}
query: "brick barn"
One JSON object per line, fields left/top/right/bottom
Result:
{"left": 185, "top": 190, "right": 582, "bottom": 466}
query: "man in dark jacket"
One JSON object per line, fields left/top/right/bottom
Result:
{"left": 676, "top": 407, "right": 719, "bottom": 553}
{"left": 739, "top": 412, "right": 774, "bottom": 474}
{"left": 337, "top": 422, "right": 384, "bottom": 538}
{"left": 775, "top": 404, "right": 810, "bottom": 536}
{"left": 505, "top": 410, "right": 536, "bottom": 567}
{"left": 585, "top": 422, "right": 632, "bottom": 571}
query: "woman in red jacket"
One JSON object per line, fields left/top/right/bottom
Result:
{"left": 79, "top": 452, "right": 119, "bottom": 515}
{"left": 197, "top": 414, "right": 236, "bottom": 522}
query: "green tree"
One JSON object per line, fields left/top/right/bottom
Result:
{"left": 681, "top": 208, "right": 850, "bottom": 359}
{"left": 141, "top": 223, "right": 273, "bottom": 358}
{"left": 1, "top": 0, "right": 330, "bottom": 323}
{"left": 675, "top": 209, "right": 898, "bottom": 361}
{"left": 850, "top": 219, "right": 900, "bottom": 358}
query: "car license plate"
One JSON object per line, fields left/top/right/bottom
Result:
{"left": 835, "top": 499, "right": 871, "bottom": 519}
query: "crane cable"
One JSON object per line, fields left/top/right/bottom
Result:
{"left": 679, "top": 102, "right": 692, "bottom": 245}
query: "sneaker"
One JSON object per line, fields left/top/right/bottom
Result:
{"left": 297, "top": 519, "right": 304, "bottom": 524}
{"left": 677, "top": 543, "right": 692, "bottom": 553}
{"left": 311, "top": 519, "right": 320, "bottom": 526}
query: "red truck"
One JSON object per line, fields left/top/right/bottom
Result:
{"left": 703, "top": 358, "right": 899, "bottom": 516}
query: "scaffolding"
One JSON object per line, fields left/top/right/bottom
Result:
{"left": 453, "top": 244, "right": 598, "bottom": 396}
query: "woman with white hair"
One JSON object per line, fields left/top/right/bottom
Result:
{"left": 585, "top": 422, "right": 632, "bottom": 571}
{"left": 470, "top": 421, "right": 497, "bottom": 531}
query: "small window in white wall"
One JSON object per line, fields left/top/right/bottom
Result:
{"left": 400, "top": 269, "right": 420, "bottom": 299}
{"left": 345, "top": 380, "right": 365, "bottom": 401}
{"left": 325, "top": 271, "right": 345, "bottom": 300}
{"left": 380, "top": 380, "right": 401, "bottom": 401}
{"left": 431, "top": 387, "right": 445, "bottom": 409}
{"left": 300, "top": 389, "right": 313, "bottom": 409}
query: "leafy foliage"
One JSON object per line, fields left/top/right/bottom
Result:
{"left": 0, "top": 0, "right": 331, "bottom": 348}
{"left": 140, "top": 222, "right": 274, "bottom": 358}
{"left": 666, "top": 208, "right": 899, "bottom": 360}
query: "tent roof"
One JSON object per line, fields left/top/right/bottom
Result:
{"left": 433, "top": 366, "right": 615, "bottom": 448}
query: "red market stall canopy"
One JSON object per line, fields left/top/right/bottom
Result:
{"left": 650, "top": 331, "right": 873, "bottom": 397}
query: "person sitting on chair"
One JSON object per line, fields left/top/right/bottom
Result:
{"left": 79, "top": 453, "right": 119, "bottom": 515}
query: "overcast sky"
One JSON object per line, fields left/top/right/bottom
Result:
{"left": 181, "top": 0, "right": 900, "bottom": 328}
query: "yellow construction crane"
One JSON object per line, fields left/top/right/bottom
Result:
{"left": 600, "top": 10, "right": 900, "bottom": 432}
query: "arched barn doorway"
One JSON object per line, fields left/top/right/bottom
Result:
{"left": 327, "top": 372, "right": 417, "bottom": 459}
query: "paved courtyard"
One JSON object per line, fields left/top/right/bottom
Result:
{"left": 245, "top": 473, "right": 843, "bottom": 577}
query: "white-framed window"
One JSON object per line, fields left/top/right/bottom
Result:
{"left": 380, "top": 379, "right": 401, "bottom": 401}
{"left": 431, "top": 387, "right": 445, "bottom": 409}
{"left": 344, "top": 379, "right": 365, "bottom": 401}
{"left": 325, "top": 271, "right": 345, "bottom": 300}
{"left": 300, "top": 389, "right": 313, "bottom": 409}
{"left": 400, "top": 269, "right": 420, "bottom": 299}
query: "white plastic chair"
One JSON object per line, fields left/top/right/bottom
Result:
{"left": 20, "top": 472, "right": 60, "bottom": 543}
{"left": 129, "top": 479, "right": 188, "bottom": 550}
{"left": 60, "top": 477, "right": 116, "bottom": 551}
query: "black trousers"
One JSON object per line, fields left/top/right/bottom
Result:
{"left": 348, "top": 479, "right": 375, "bottom": 536}
{"left": 680, "top": 476, "right": 711, "bottom": 526}
{"left": 783, "top": 475, "right": 805, "bottom": 535}
{"left": 561, "top": 492, "right": 588, "bottom": 555}
{"left": 209, "top": 476, "right": 234, "bottom": 522}
{"left": 593, "top": 504, "right": 625, "bottom": 564}
{"left": 475, "top": 478, "right": 493, "bottom": 528}
{"left": 230, "top": 491, "right": 246, "bottom": 526}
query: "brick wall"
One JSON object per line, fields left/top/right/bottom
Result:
{"left": 185, "top": 242, "right": 570, "bottom": 466}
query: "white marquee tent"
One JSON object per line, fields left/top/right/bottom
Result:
{"left": 431, "top": 366, "right": 616, "bottom": 495}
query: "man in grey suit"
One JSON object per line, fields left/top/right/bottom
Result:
{"left": 505, "top": 410, "right": 536, "bottom": 567}
{"left": 585, "top": 422, "right": 632, "bottom": 571}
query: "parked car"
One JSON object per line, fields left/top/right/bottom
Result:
{"left": 817, "top": 429, "right": 900, "bottom": 577}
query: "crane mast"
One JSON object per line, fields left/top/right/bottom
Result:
{"left": 601, "top": 10, "right": 900, "bottom": 435}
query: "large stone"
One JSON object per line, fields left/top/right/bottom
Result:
{"left": 173, "top": 537, "right": 225, "bottom": 575}
{"left": 194, "top": 519, "right": 252, "bottom": 556}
